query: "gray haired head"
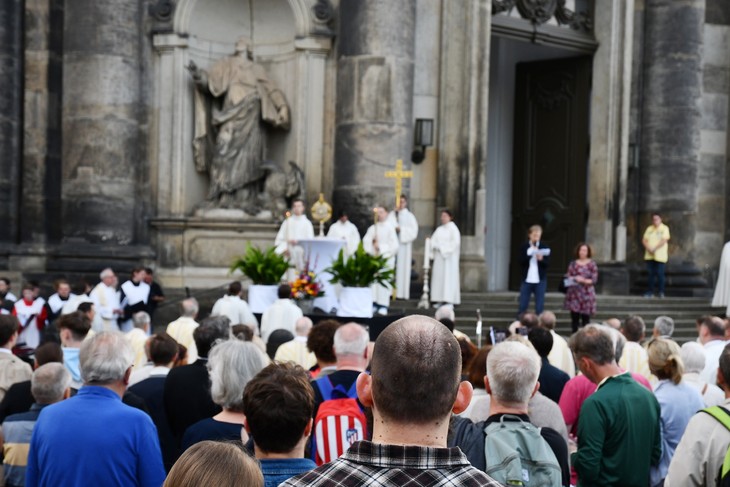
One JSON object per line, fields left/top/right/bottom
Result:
{"left": 31, "top": 362, "right": 71, "bottom": 405}
{"left": 80, "top": 331, "right": 135, "bottom": 384}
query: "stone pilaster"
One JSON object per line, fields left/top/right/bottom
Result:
{"left": 0, "top": 0, "right": 24, "bottom": 244}
{"left": 61, "top": 0, "right": 144, "bottom": 245}
{"left": 332, "top": 0, "right": 416, "bottom": 233}
{"left": 639, "top": 0, "right": 705, "bottom": 264}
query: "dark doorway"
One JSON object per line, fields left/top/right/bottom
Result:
{"left": 509, "top": 56, "right": 592, "bottom": 291}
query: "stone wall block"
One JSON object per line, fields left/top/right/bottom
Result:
{"left": 701, "top": 93, "right": 729, "bottom": 130}
{"left": 703, "top": 65, "right": 729, "bottom": 93}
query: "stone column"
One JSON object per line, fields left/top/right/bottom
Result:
{"left": 61, "top": 0, "right": 144, "bottom": 244}
{"left": 332, "top": 0, "right": 416, "bottom": 232}
{"left": 639, "top": 0, "right": 705, "bottom": 264}
{"left": 0, "top": 0, "right": 24, "bottom": 244}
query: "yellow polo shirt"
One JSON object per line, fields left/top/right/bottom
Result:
{"left": 643, "top": 223, "right": 670, "bottom": 263}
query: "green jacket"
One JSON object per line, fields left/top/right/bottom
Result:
{"left": 573, "top": 372, "right": 662, "bottom": 486}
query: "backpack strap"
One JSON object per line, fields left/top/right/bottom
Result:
{"left": 701, "top": 406, "right": 730, "bottom": 430}
{"left": 314, "top": 376, "right": 335, "bottom": 402}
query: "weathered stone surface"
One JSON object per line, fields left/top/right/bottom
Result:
{"left": 333, "top": 0, "right": 416, "bottom": 232}
{"left": 707, "top": 0, "right": 730, "bottom": 25}
{"left": 640, "top": 0, "right": 704, "bottom": 262}
{"left": 703, "top": 64, "right": 730, "bottom": 93}
{"left": 0, "top": 0, "right": 24, "bottom": 243}
{"left": 61, "top": 0, "right": 145, "bottom": 245}
{"left": 701, "top": 94, "right": 729, "bottom": 131}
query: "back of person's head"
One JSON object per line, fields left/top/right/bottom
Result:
{"left": 31, "top": 362, "right": 71, "bottom": 405}
{"left": 57, "top": 311, "right": 91, "bottom": 342}
{"left": 133, "top": 311, "right": 151, "bottom": 330}
{"left": 295, "top": 317, "right": 313, "bottom": 336}
{"left": 228, "top": 281, "right": 242, "bottom": 296}
{"left": 701, "top": 315, "right": 726, "bottom": 338}
{"left": 680, "top": 341, "right": 706, "bottom": 374}
{"left": 370, "top": 315, "right": 462, "bottom": 425}
{"left": 0, "top": 314, "right": 19, "bottom": 347}
{"left": 621, "top": 315, "right": 645, "bottom": 342}
{"left": 538, "top": 311, "right": 557, "bottom": 330}
{"left": 647, "top": 338, "right": 683, "bottom": 384}
{"left": 34, "top": 341, "right": 64, "bottom": 366}
{"left": 232, "top": 324, "right": 254, "bottom": 341}
{"left": 519, "top": 312, "right": 539, "bottom": 330}
{"left": 208, "top": 340, "right": 267, "bottom": 412}
{"left": 602, "top": 324, "right": 627, "bottom": 362}
{"left": 439, "top": 318, "right": 455, "bottom": 332}
{"left": 570, "top": 325, "right": 616, "bottom": 366}
{"left": 180, "top": 298, "right": 199, "bottom": 318}
{"left": 603, "top": 317, "right": 622, "bottom": 330}
{"left": 266, "top": 329, "right": 294, "bottom": 359}
{"left": 307, "top": 320, "right": 340, "bottom": 363}
{"left": 527, "top": 326, "right": 553, "bottom": 358}
{"left": 242, "top": 362, "right": 314, "bottom": 454}
{"left": 333, "top": 323, "right": 369, "bottom": 358}
{"left": 194, "top": 316, "right": 231, "bottom": 358}
{"left": 467, "top": 346, "right": 492, "bottom": 390}
{"left": 77, "top": 301, "right": 94, "bottom": 314}
{"left": 79, "top": 331, "right": 135, "bottom": 385}
{"left": 434, "top": 305, "right": 455, "bottom": 322}
{"left": 71, "top": 279, "right": 89, "bottom": 296}
{"left": 149, "top": 332, "right": 179, "bottom": 366}
{"left": 719, "top": 344, "right": 730, "bottom": 389}
{"left": 653, "top": 315, "right": 674, "bottom": 337}
{"left": 163, "top": 441, "right": 263, "bottom": 487}
{"left": 487, "top": 340, "right": 541, "bottom": 408}
{"left": 277, "top": 284, "right": 292, "bottom": 299}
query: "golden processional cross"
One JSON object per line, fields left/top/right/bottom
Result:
{"left": 384, "top": 159, "right": 413, "bottom": 209}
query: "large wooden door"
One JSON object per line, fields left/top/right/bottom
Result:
{"left": 509, "top": 56, "right": 592, "bottom": 291}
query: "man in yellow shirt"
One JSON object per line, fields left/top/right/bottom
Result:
{"left": 642, "top": 213, "right": 670, "bottom": 298}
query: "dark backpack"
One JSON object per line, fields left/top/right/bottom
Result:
{"left": 700, "top": 406, "right": 730, "bottom": 487}
{"left": 312, "top": 376, "right": 367, "bottom": 466}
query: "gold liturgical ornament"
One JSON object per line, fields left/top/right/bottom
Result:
{"left": 311, "top": 193, "right": 333, "bottom": 236}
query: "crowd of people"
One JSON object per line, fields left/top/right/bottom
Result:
{"left": 1, "top": 251, "right": 730, "bottom": 486}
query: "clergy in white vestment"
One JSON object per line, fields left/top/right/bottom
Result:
{"left": 386, "top": 195, "right": 419, "bottom": 300}
{"left": 211, "top": 281, "right": 259, "bottom": 332}
{"left": 166, "top": 298, "right": 200, "bottom": 363}
{"left": 363, "top": 206, "right": 399, "bottom": 315}
{"left": 430, "top": 209, "right": 461, "bottom": 306}
{"left": 46, "top": 279, "right": 76, "bottom": 323}
{"left": 274, "top": 199, "right": 315, "bottom": 278}
{"left": 90, "top": 268, "right": 123, "bottom": 331}
{"left": 260, "top": 284, "right": 303, "bottom": 343}
{"left": 118, "top": 267, "right": 151, "bottom": 332}
{"left": 12, "top": 284, "right": 48, "bottom": 350}
{"left": 712, "top": 241, "right": 730, "bottom": 315}
{"left": 327, "top": 211, "right": 361, "bottom": 257}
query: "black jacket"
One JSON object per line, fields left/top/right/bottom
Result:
{"left": 519, "top": 241, "right": 550, "bottom": 281}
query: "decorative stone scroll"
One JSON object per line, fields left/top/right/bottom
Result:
{"left": 492, "top": 0, "right": 592, "bottom": 33}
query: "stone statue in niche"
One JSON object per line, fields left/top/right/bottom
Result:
{"left": 187, "top": 37, "right": 293, "bottom": 216}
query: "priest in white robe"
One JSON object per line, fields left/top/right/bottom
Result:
{"left": 387, "top": 195, "right": 419, "bottom": 299}
{"left": 260, "top": 284, "right": 303, "bottom": 343}
{"left": 327, "top": 211, "right": 361, "bottom": 257}
{"left": 363, "top": 206, "right": 399, "bottom": 315}
{"left": 119, "top": 268, "right": 151, "bottom": 332}
{"left": 430, "top": 209, "right": 461, "bottom": 306}
{"left": 90, "top": 268, "right": 122, "bottom": 331}
{"left": 713, "top": 241, "right": 730, "bottom": 315}
{"left": 275, "top": 199, "right": 315, "bottom": 279}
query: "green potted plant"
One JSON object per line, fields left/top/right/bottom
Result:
{"left": 325, "top": 243, "right": 395, "bottom": 317}
{"left": 230, "top": 244, "right": 289, "bottom": 313}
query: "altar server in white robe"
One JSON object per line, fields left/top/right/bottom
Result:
{"left": 275, "top": 199, "right": 315, "bottom": 279}
{"left": 387, "top": 195, "right": 419, "bottom": 299}
{"left": 327, "top": 211, "right": 361, "bottom": 257}
{"left": 713, "top": 241, "right": 730, "bottom": 315}
{"left": 118, "top": 267, "right": 151, "bottom": 332}
{"left": 90, "top": 268, "right": 123, "bottom": 331}
{"left": 430, "top": 209, "right": 461, "bottom": 306}
{"left": 363, "top": 206, "right": 399, "bottom": 315}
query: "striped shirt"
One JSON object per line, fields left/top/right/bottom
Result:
{"left": 2, "top": 403, "right": 48, "bottom": 487}
{"left": 280, "top": 440, "right": 501, "bottom": 486}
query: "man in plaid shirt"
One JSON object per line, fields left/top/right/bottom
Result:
{"left": 281, "top": 316, "right": 500, "bottom": 487}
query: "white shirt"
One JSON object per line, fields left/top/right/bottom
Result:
{"left": 129, "top": 365, "right": 170, "bottom": 387}
{"left": 701, "top": 339, "right": 728, "bottom": 385}
{"left": 260, "top": 299, "right": 303, "bottom": 343}
{"left": 211, "top": 295, "right": 258, "bottom": 329}
{"left": 526, "top": 245, "right": 541, "bottom": 284}
{"left": 327, "top": 220, "right": 361, "bottom": 257}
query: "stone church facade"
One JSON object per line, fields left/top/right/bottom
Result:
{"left": 0, "top": 0, "right": 728, "bottom": 295}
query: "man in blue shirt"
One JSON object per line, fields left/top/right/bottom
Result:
{"left": 26, "top": 331, "right": 166, "bottom": 487}
{"left": 242, "top": 361, "right": 317, "bottom": 486}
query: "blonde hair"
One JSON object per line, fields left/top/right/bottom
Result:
{"left": 163, "top": 441, "right": 263, "bottom": 487}
{"left": 647, "top": 338, "right": 684, "bottom": 384}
